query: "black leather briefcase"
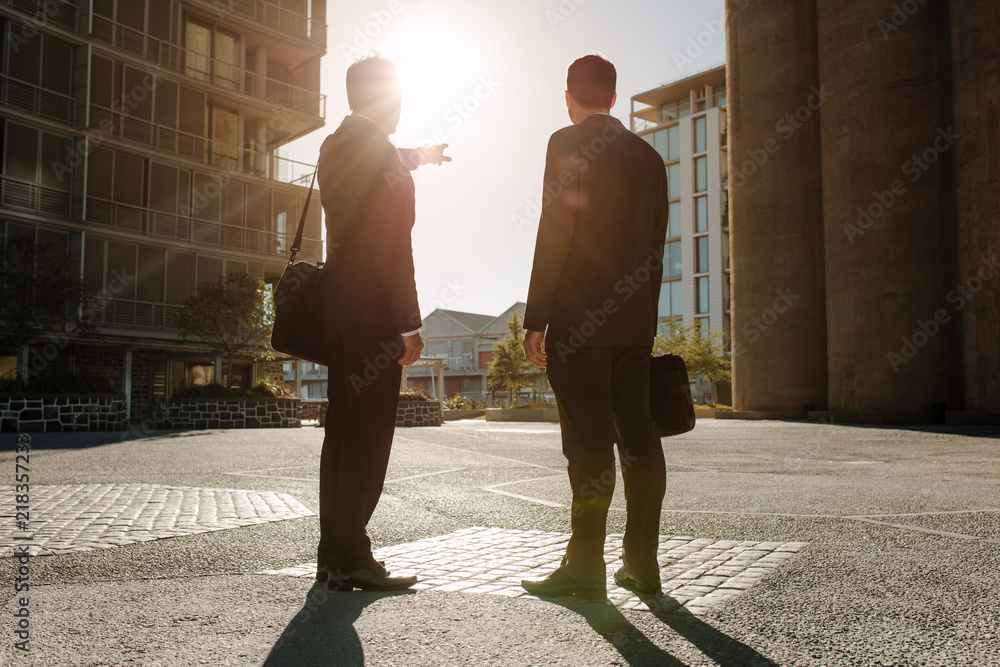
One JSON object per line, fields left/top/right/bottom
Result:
{"left": 270, "top": 171, "right": 329, "bottom": 367}
{"left": 650, "top": 354, "right": 696, "bottom": 436}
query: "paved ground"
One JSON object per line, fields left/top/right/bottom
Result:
{"left": 1, "top": 419, "right": 999, "bottom": 666}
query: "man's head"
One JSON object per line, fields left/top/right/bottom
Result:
{"left": 346, "top": 53, "right": 402, "bottom": 134}
{"left": 565, "top": 54, "right": 617, "bottom": 124}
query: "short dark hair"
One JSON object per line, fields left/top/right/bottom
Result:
{"left": 346, "top": 53, "right": 399, "bottom": 111}
{"left": 566, "top": 54, "right": 616, "bottom": 109}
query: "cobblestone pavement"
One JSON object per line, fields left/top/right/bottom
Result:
{"left": 262, "top": 526, "right": 807, "bottom": 615}
{"left": 0, "top": 483, "right": 314, "bottom": 556}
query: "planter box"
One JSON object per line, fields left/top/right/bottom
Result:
{"left": 485, "top": 408, "right": 560, "bottom": 423}
{"left": 153, "top": 397, "right": 302, "bottom": 429}
{"left": 397, "top": 399, "right": 442, "bottom": 427}
{"left": 0, "top": 394, "right": 128, "bottom": 433}
{"left": 443, "top": 409, "right": 486, "bottom": 421}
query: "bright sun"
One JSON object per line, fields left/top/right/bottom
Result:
{"left": 378, "top": 17, "right": 487, "bottom": 146}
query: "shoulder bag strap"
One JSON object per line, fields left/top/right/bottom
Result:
{"left": 289, "top": 169, "right": 318, "bottom": 263}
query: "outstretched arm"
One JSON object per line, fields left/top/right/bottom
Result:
{"left": 398, "top": 145, "right": 452, "bottom": 170}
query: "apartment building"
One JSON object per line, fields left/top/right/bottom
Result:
{"left": 285, "top": 302, "right": 552, "bottom": 404}
{"left": 0, "top": 0, "right": 327, "bottom": 420}
{"left": 631, "top": 65, "right": 730, "bottom": 404}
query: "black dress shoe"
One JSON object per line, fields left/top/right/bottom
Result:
{"left": 328, "top": 567, "right": 417, "bottom": 592}
{"left": 613, "top": 566, "right": 662, "bottom": 598}
{"left": 521, "top": 568, "right": 607, "bottom": 600}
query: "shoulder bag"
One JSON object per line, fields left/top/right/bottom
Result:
{"left": 270, "top": 171, "right": 330, "bottom": 366}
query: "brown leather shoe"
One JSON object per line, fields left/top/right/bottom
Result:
{"left": 318, "top": 560, "right": 390, "bottom": 582}
{"left": 328, "top": 567, "right": 417, "bottom": 592}
{"left": 521, "top": 568, "right": 607, "bottom": 600}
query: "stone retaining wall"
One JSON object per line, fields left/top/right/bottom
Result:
{"left": 153, "top": 398, "right": 302, "bottom": 429}
{"left": 314, "top": 399, "right": 442, "bottom": 428}
{"left": 396, "top": 399, "right": 442, "bottom": 427}
{"left": 0, "top": 395, "right": 128, "bottom": 432}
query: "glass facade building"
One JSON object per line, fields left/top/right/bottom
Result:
{"left": 0, "top": 0, "right": 327, "bottom": 421}
{"left": 631, "top": 66, "right": 730, "bottom": 367}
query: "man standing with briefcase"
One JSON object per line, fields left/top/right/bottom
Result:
{"left": 314, "top": 54, "right": 448, "bottom": 591}
{"left": 521, "top": 54, "right": 670, "bottom": 600}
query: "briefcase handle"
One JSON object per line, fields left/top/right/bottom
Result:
{"left": 288, "top": 170, "right": 318, "bottom": 264}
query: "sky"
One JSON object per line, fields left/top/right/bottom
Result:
{"left": 287, "top": 0, "right": 726, "bottom": 319}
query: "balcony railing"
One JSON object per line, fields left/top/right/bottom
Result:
{"left": 0, "top": 73, "right": 76, "bottom": 125}
{"left": 0, "top": 176, "right": 72, "bottom": 219}
{"left": 91, "top": 297, "right": 183, "bottom": 330}
{"left": 91, "top": 14, "right": 326, "bottom": 118}
{"left": 85, "top": 196, "right": 323, "bottom": 261}
{"left": 1, "top": 0, "right": 77, "bottom": 31}
{"left": 195, "top": 0, "right": 327, "bottom": 48}
{"left": 89, "top": 105, "right": 316, "bottom": 185}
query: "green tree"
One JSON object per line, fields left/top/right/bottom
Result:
{"left": 653, "top": 322, "right": 732, "bottom": 405}
{"left": 0, "top": 236, "right": 91, "bottom": 380}
{"left": 175, "top": 272, "right": 273, "bottom": 388}
{"left": 487, "top": 313, "right": 539, "bottom": 407}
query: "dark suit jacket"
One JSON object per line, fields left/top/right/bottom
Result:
{"left": 316, "top": 115, "right": 421, "bottom": 334}
{"left": 524, "top": 114, "right": 669, "bottom": 347}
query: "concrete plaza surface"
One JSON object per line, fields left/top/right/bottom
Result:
{"left": 1, "top": 419, "right": 999, "bottom": 666}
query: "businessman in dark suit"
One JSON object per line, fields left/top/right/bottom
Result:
{"left": 315, "top": 54, "right": 448, "bottom": 591}
{"left": 521, "top": 54, "right": 670, "bottom": 600}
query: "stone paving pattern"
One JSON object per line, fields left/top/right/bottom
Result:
{"left": 0, "top": 483, "right": 315, "bottom": 556}
{"left": 262, "top": 526, "right": 807, "bottom": 615}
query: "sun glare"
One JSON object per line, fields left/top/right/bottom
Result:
{"left": 378, "top": 17, "right": 488, "bottom": 146}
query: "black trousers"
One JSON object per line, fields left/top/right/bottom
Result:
{"left": 546, "top": 345, "right": 666, "bottom": 583}
{"left": 317, "top": 314, "right": 403, "bottom": 574}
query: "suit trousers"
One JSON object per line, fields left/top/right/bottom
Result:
{"left": 546, "top": 344, "right": 666, "bottom": 584}
{"left": 317, "top": 313, "right": 403, "bottom": 574}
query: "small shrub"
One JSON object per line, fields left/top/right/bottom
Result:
{"left": 399, "top": 386, "right": 434, "bottom": 402}
{"left": 249, "top": 377, "right": 293, "bottom": 398}
{"left": 443, "top": 394, "right": 488, "bottom": 410}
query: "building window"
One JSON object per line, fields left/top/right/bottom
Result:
{"left": 696, "top": 276, "right": 709, "bottom": 314}
{"left": 695, "top": 317, "right": 710, "bottom": 337}
{"left": 664, "top": 241, "right": 681, "bottom": 278}
{"left": 643, "top": 124, "right": 680, "bottom": 163}
{"left": 667, "top": 163, "right": 681, "bottom": 199}
{"left": 210, "top": 104, "right": 240, "bottom": 169}
{"left": 661, "top": 98, "right": 691, "bottom": 121}
{"left": 696, "top": 236, "right": 709, "bottom": 274}
{"left": 695, "top": 195, "right": 708, "bottom": 233}
{"left": 694, "top": 117, "right": 707, "bottom": 154}
{"left": 695, "top": 156, "right": 707, "bottom": 193}
{"left": 714, "top": 86, "right": 727, "bottom": 108}
{"left": 658, "top": 279, "right": 683, "bottom": 319}
{"left": 185, "top": 16, "right": 241, "bottom": 90}
{"left": 667, "top": 201, "right": 680, "bottom": 238}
